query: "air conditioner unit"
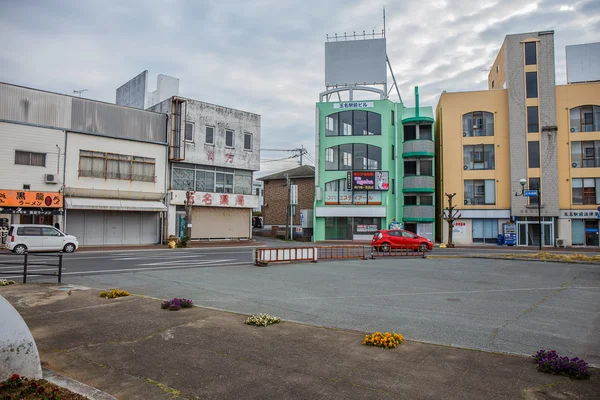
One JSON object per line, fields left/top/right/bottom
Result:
{"left": 571, "top": 162, "right": 580, "bottom": 168}
{"left": 556, "top": 238, "right": 566, "bottom": 248}
{"left": 44, "top": 174, "right": 57, "bottom": 184}
{"left": 464, "top": 199, "right": 471, "bottom": 205}
{"left": 463, "top": 132, "right": 467, "bottom": 137}
{"left": 463, "top": 165, "right": 469, "bottom": 170}
{"left": 570, "top": 127, "right": 576, "bottom": 132}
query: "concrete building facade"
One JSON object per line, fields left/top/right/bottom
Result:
{"left": 0, "top": 82, "right": 168, "bottom": 246}
{"left": 436, "top": 32, "right": 600, "bottom": 247}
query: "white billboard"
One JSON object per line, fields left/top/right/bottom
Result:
{"left": 325, "top": 38, "right": 387, "bottom": 87}
{"left": 566, "top": 42, "right": 600, "bottom": 84}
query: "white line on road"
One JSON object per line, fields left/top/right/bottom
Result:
{"left": 0, "top": 260, "right": 250, "bottom": 279}
{"left": 137, "top": 259, "right": 233, "bottom": 266}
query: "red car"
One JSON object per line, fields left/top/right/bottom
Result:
{"left": 371, "top": 229, "right": 433, "bottom": 252}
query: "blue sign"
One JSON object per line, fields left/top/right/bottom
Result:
{"left": 524, "top": 189, "right": 538, "bottom": 197}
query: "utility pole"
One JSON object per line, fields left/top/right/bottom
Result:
{"left": 442, "top": 193, "right": 461, "bottom": 248}
{"left": 184, "top": 189, "right": 194, "bottom": 241}
{"left": 285, "top": 174, "right": 290, "bottom": 240}
{"left": 300, "top": 145, "right": 304, "bottom": 166}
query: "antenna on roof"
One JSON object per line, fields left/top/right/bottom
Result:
{"left": 73, "top": 89, "right": 88, "bottom": 97}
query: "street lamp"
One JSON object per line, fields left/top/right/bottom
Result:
{"left": 515, "top": 178, "right": 542, "bottom": 251}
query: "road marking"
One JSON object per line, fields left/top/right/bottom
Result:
{"left": 1, "top": 260, "right": 251, "bottom": 279}
{"left": 278, "top": 286, "right": 600, "bottom": 301}
{"left": 137, "top": 259, "right": 232, "bottom": 266}
{"left": 113, "top": 254, "right": 205, "bottom": 261}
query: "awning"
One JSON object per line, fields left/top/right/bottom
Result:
{"left": 65, "top": 198, "right": 167, "bottom": 212}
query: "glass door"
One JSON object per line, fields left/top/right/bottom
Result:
{"left": 585, "top": 220, "right": 599, "bottom": 246}
{"left": 518, "top": 223, "right": 527, "bottom": 246}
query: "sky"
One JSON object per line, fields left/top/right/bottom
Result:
{"left": 1, "top": 0, "right": 599, "bottom": 177}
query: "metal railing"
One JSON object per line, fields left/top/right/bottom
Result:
{"left": 255, "top": 247, "right": 317, "bottom": 266}
{"left": 0, "top": 252, "right": 64, "bottom": 283}
{"left": 370, "top": 246, "right": 426, "bottom": 259}
{"left": 317, "top": 246, "right": 369, "bottom": 260}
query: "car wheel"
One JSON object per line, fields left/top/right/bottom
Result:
{"left": 381, "top": 243, "right": 391, "bottom": 252}
{"left": 63, "top": 243, "right": 76, "bottom": 253}
{"left": 419, "top": 243, "right": 428, "bottom": 252}
{"left": 13, "top": 244, "right": 27, "bottom": 254}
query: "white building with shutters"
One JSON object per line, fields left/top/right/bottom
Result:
{"left": 0, "top": 82, "right": 168, "bottom": 247}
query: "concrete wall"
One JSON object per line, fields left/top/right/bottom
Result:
{"left": 64, "top": 132, "right": 167, "bottom": 200}
{"left": 182, "top": 99, "right": 261, "bottom": 171}
{"left": 0, "top": 122, "right": 65, "bottom": 191}
{"left": 0, "top": 295, "right": 42, "bottom": 380}
{"left": 115, "top": 70, "right": 147, "bottom": 109}
{"left": 146, "top": 75, "right": 179, "bottom": 109}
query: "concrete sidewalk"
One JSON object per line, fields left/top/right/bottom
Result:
{"left": 1, "top": 284, "right": 598, "bottom": 400}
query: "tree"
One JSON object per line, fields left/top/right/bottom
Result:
{"left": 441, "top": 192, "right": 461, "bottom": 248}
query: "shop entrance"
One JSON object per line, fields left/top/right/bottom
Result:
{"left": 19, "top": 214, "right": 53, "bottom": 225}
{"left": 517, "top": 217, "right": 554, "bottom": 247}
{"left": 585, "top": 220, "right": 599, "bottom": 246}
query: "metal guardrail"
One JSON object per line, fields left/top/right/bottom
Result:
{"left": 317, "top": 246, "right": 368, "bottom": 260}
{"left": 0, "top": 252, "right": 64, "bottom": 283}
{"left": 370, "top": 246, "right": 426, "bottom": 259}
{"left": 255, "top": 247, "right": 317, "bottom": 266}
{"left": 255, "top": 245, "right": 426, "bottom": 265}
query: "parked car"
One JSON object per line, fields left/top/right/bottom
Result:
{"left": 371, "top": 229, "right": 433, "bottom": 252}
{"left": 7, "top": 224, "right": 79, "bottom": 254}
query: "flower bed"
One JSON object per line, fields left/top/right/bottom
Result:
{"left": 161, "top": 298, "right": 193, "bottom": 311}
{"left": 99, "top": 288, "right": 130, "bottom": 298}
{"left": 533, "top": 350, "right": 590, "bottom": 379}
{"left": 363, "top": 331, "right": 404, "bottom": 349}
{"left": 0, "top": 374, "right": 88, "bottom": 400}
{"left": 244, "top": 314, "right": 280, "bottom": 327}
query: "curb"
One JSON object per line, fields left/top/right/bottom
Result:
{"left": 43, "top": 368, "right": 116, "bottom": 400}
{"left": 429, "top": 255, "right": 600, "bottom": 265}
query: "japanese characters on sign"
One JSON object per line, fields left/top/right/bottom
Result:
{"left": 176, "top": 191, "right": 256, "bottom": 208}
{"left": 0, "top": 190, "right": 63, "bottom": 208}
{"left": 324, "top": 191, "right": 381, "bottom": 205}
{"left": 356, "top": 224, "right": 378, "bottom": 233}
{"left": 333, "top": 102, "right": 374, "bottom": 109}
{"left": 347, "top": 171, "right": 389, "bottom": 191}
{"left": 559, "top": 210, "right": 600, "bottom": 219}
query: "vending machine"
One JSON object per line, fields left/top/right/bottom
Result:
{"left": 503, "top": 222, "right": 516, "bottom": 246}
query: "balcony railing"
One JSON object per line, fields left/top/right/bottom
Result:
{"left": 403, "top": 176, "right": 434, "bottom": 192}
{"left": 403, "top": 205, "right": 435, "bottom": 221}
{"left": 402, "top": 140, "right": 434, "bottom": 157}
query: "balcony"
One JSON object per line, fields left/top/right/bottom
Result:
{"left": 403, "top": 205, "right": 435, "bottom": 222}
{"left": 402, "top": 140, "right": 434, "bottom": 158}
{"left": 402, "top": 176, "right": 434, "bottom": 193}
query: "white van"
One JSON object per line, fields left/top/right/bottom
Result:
{"left": 7, "top": 224, "right": 79, "bottom": 254}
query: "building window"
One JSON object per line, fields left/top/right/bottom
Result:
{"left": 391, "top": 110, "right": 395, "bottom": 126}
{"left": 15, "top": 151, "right": 46, "bottom": 167}
{"left": 462, "top": 112, "right": 494, "bottom": 136}
{"left": 528, "top": 141, "right": 540, "bottom": 168}
{"left": 244, "top": 133, "right": 252, "bottom": 151}
{"left": 420, "top": 195, "right": 433, "bottom": 205}
{"left": 527, "top": 106, "right": 539, "bottom": 133}
{"left": 570, "top": 105, "right": 600, "bottom": 132}
{"left": 464, "top": 179, "right": 495, "bottom": 205}
{"left": 391, "top": 145, "right": 395, "bottom": 160}
{"left": 463, "top": 144, "right": 495, "bottom": 170}
{"left": 496, "top": 64, "right": 500, "bottom": 73}
{"left": 225, "top": 130, "right": 234, "bottom": 147}
{"left": 404, "top": 159, "right": 432, "bottom": 176}
{"left": 525, "top": 42, "right": 537, "bottom": 65}
{"left": 324, "top": 144, "right": 382, "bottom": 171}
{"left": 572, "top": 178, "right": 600, "bottom": 205}
{"left": 185, "top": 122, "right": 194, "bottom": 142}
{"left": 171, "top": 165, "right": 252, "bottom": 195}
{"left": 404, "top": 195, "right": 417, "bottom": 205}
{"left": 526, "top": 72, "right": 538, "bottom": 98}
{"left": 529, "top": 177, "right": 540, "bottom": 206}
{"left": 324, "top": 179, "right": 381, "bottom": 205}
{"left": 472, "top": 219, "right": 498, "bottom": 244}
{"left": 419, "top": 124, "right": 433, "bottom": 140}
{"left": 325, "top": 111, "right": 381, "bottom": 136}
{"left": 205, "top": 126, "right": 215, "bottom": 144}
{"left": 404, "top": 125, "right": 416, "bottom": 141}
{"left": 571, "top": 141, "right": 600, "bottom": 168}
{"left": 78, "top": 150, "right": 156, "bottom": 182}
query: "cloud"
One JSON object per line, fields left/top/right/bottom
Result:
{"left": 1, "top": 0, "right": 598, "bottom": 174}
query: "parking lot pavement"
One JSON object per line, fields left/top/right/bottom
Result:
{"left": 57, "top": 256, "right": 600, "bottom": 367}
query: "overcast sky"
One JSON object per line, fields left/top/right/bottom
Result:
{"left": 1, "top": 0, "right": 599, "bottom": 176}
